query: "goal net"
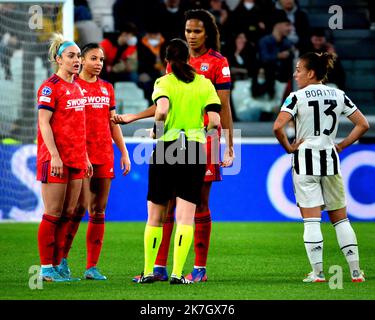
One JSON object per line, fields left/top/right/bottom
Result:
{"left": 0, "top": 0, "right": 73, "bottom": 221}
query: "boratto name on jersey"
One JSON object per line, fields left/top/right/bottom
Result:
{"left": 304, "top": 87, "right": 337, "bottom": 99}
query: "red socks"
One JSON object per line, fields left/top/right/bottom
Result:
{"left": 155, "top": 210, "right": 175, "bottom": 266}
{"left": 154, "top": 210, "right": 212, "bottom": 268}
{"left": 86, "top": 215, "right": 105, "bottom": 269}
{"left": 63, "top": 211, "right": 85, "bottom": 258}
{"left": 38, "top": 214, "right": 60, "bottom": 266}
{"left": 53, "top": 215, "right": 71, "bottom": 266}
{"left": 39, "top": 213, "right": 105, "bottom": 269}
{"left": 194, "top": 211, "right": 212, "bottom": 267}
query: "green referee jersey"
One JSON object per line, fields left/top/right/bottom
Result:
{"left": 152, "top": 73, "right": 220, "bottom": 143}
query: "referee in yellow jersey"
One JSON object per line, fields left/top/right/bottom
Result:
{"left": 139, "top": 38, "right": 221, "bottom": 285}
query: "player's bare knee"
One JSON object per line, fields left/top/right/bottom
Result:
{"left": 328, "top": 207, "right": 347, "bottom": 224}
{"left": 147, "top": 216, "right": 163, "bottom": 227}
{"left": 64, "top": 206, "right": 77, "bottom": 217}
{"left": 44, "top": 209, "right": 62, "bottom": 217}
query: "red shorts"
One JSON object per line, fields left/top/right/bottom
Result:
{"left": 92, "top": 163, "right": 115, "bottom": 179}
{"left": 37, "top": 161, "right": 86, "bottom": 184}
{"left": 204, "top": 163, "right": 222, "bottom": 182}
{"left": 205, "top": 132, "right": 222, "bottom": 182}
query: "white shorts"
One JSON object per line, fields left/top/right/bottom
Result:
{"left": 292, "top": 170, "right": 346, "bottom": 211}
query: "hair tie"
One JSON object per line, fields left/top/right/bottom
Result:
{"left": 57, "top": 41, "right": 78, "bottom": 57}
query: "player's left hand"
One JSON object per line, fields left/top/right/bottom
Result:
{"left": 121, "top": 153, "right": 131, "bottom": 176}
{"left": 221, "top": 146, "right": 235, "bottom": 167}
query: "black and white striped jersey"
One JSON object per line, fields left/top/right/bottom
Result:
{"left": 281, "top": 83, "right": 358, "bottom": 176}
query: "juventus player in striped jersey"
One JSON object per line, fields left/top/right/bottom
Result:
{"left": 273, "top": 52, "right": 369, "bottom": 283}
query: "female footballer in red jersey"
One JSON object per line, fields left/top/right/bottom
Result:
{"left": 58, "top": 43, "right": 131, "bottom": 280}
{"left": 114, "top": 9, "right": 235, "bottom": 282}
{"left": 36, "top": 33, "right": 91, "bottom": 282}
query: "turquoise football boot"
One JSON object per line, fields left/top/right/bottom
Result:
{"left": 39, "top": 266, "right": 69, "bottom": 282}
{"left": 84, "top": 266, "right": 107, "bottom": 280}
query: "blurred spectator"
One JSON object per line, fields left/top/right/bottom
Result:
{"left": 208, "top": 0, "right": 230, "bottom": 32}
{"left": 274, "top": 0, "right": 310, "bottom": 53}
{"left": 0, "top": 32, "right": 19, "bottom": 80}
{"left": 100, "top": 23, "right": 139, "bottom": 83}
{"left": 256, "top": 0, "right": 277, "bottom": 13}
{"left": 226, "top": 0, "right": 266, "bottom": 44}
{"left": 225, "top": 32, "right": 257, "bottom": 80}
{"left": 258, "top": 10, "right": 294, "bottom": 118}
{"left": 137, "top": 26, "right": 166, "bottom": 103}
{"left": 74, "top": 0, "right": 92, "bottom": 21}
{"left": 224, "top": 0, "right": 240, "bottom": 10}
{"left": 182, "top": 0, "right": 210, "bottom": 10}
{"left": 74, "top": 0, "right": 102, "bottom": 48}
{"left": 368, "top": 0, "right": 375, "bottom": 30}
{"left": 156, "top": 0, "right": 185, "bottom": 41}
{"left": 34, "top": 4, "right": 64, "bottom": 74}
{"left": 232, "top": 67, "right": 288, "bottom": 121}
{"left": 308, "top": 28, "right": 346, "bottom": 90}
{"left": 112, "top": 0, "right": 157, "bottom": 35}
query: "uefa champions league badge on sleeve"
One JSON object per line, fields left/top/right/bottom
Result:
{"left": 282, "top": 96, "right": 292, "bottom": 108}
{"left": 42, "top": 86, "right": 52, "bottom": 96}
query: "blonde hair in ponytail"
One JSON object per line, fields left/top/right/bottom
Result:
{"left": 48, "top": 33, "right": 65, "bottom": 72}
{"left": 322, "top": 52, "right": 336, "bottom": 74}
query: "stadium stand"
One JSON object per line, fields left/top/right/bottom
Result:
{"left": 87, "top": 0, "right": 116, "bottom": 32}
{"left": 114, "top": 81, "right": 149, "bottom": 115}
{"left": 299, "top": 0, "right": 375, "bottom": 115}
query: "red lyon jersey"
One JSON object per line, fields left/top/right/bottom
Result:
{"left": 166, "top": 48, "right": 231, "bottom": 125}
{"left": 189, "top": 48, "right": 231, "bottom": 91}
{"left": 37, "top": 74, "right": 87, "bottom": 169}
{"left": 75, "top": 76, "right": 116, "bottom": 164}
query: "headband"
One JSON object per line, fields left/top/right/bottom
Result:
{"left": 57, "top": 41, "right": 78, "bottom": 57}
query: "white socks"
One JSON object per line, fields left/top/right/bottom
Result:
{"left": 303, "top": 218, "right": 324, "bottom": 275}
{"left": 303, "top": 217, "right": 361, "bottom": 276}
{"left": 333, "top": 218, "right": 360, "bottom": 274}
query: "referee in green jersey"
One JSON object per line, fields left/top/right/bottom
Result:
{"left": 139, "top": 39, "right": 221, "bottom": 284}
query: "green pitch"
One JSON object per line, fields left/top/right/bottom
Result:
{"left": 0, "top": 222, "right": 374, "bottom": 300}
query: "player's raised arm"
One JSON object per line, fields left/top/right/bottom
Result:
{"left": 112, "top": 104, "right": 156, "bottom": 124}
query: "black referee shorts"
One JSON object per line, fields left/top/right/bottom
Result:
{"left": 147, "top": 139, "right": 206, "bottom": 205}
